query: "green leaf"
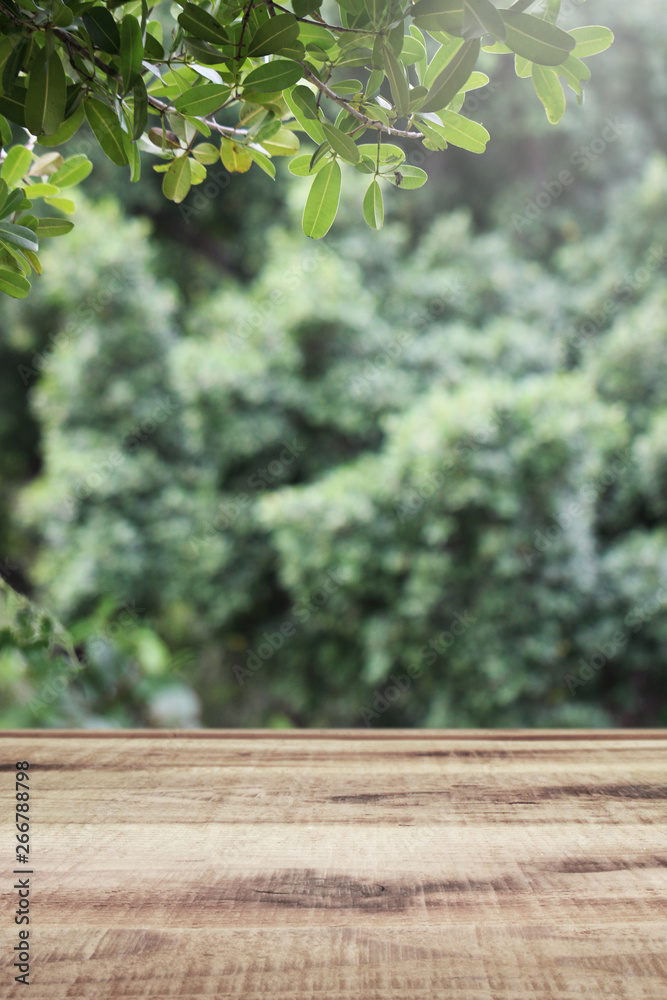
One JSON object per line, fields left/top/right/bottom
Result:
{"left": 384, "top": 164, "right": 428, "bottom": 188}
{"left": 284, "top": 86, "right": 326, "bottom": 144}
{"left": 0, "top": 187, "right": 23, "bottom": 219}
{"left": 162, "top": 155, "right": 191, "bottom": 203}
{"left": 515, "top": 54, "right": 532, "bottom": 78}
{"left": 0, "top": 238, "right": 31, "bottom": 275}
{"left": 460, "top": 70, "right": 490, "bottom": 93}
{"left": 51, "top": 0, "right": 73, "bottom": 26}
{"left": 0, "top": 222, "right": 38, "bottom": 251}
{"left": 190, "top": 63, "right": 223, "bottom": 85}
{"left": 0, "top": 145, "right": 31, "bottom": 187}
{"left": 188, "top": 158, "right": 206, "bottom": 184}
{"left": 0, "top": 266, "right": 30, "bottom": 297}
{"left": 220, "top": 137, "right": 252, "bottom": 173}
{"left": 416, "top": 116, "right": 448, "bottom": 149}
{"left": 400, "top": 34, "right": 427, "bottom": 67}
{"left": 23, "top": 182, "right": 59, "bottom": 198}
{"left": 557, "top": 53, "right": 590, "bottom": 95}
{"left": 366, "top": 67, "right": 385, "bottom": 95}
{"left": 569, "top": 26, "right": 614, "bottom": 59}
{"left": 424, "top": 36, "right": 464, "bottom": 89}
{"left": 298, "top": 21, "right": 335, "bottom": 52}
{"left": 501, "top": 11, "right": 575, "bottom": 66}
{"left": 25, "top": 46, "right": 67, "bottom": 137}
{"left": 362, "top": 178, "right": 383, "bottom": 229}
{"left": 420, "top": 38, "right": 480, "bottom": 113}
{"left": 247, "top": 146, "right": 276, "bottom": 179}
{"left": 183, "top": 114, "right": 211, "bottom": 137}
{"left": 174, "top": 84, "right": 231, "bottom": 116}
{"left": 332, "top": 79, "right": 363, "bottom": 96}
{"left": 33, "top": 216, "right": 74, "bottom": 237}
{"left": 532, "top": 63, "right": 565, "bottom": 123}
{"left": 260, "top": 128, "right": 300, "bottom": 157}
{"left": 43, "top": 196, "right": 75, "bottom": 213}
{"left": 357, "top": 142, "right": 405, "bottom": 166}
{"left": 246, "top": 13, "right": 300, "bottom": 57}
{"left": 50, "top": 154, "right": 92, "bottom": 188}
{"left": 84, "top": 98, "right": 128, "bottom": 166}
{"left": 321, "top": 121, "right": 359, "bottom": 164}
{"left": 132, "top": 77, "right": 148, "bottom": 140}
{"left": 288, "top": 153, "right": 327, "bottom": 176}
{"left": 410, "top": 24, "right": 429, "bottom": 82}
{"left": 293, "top": 0, "right": 322, "bottom": 14}
{"left": 178, "top": 3, "right": 228, "bottom": 44}
{"left": 438, "top": 109, "right": 490, "bottom": 151}
{"left": 82, "top": 7, "right": 121, "bottom": 53}
{"left": 0, "top": 113, "right": 12, "bottom": 147}
{"left": 0, "top": 86, "right": 27, "bottom": 129}
{"left": 22, "top": 248, "right": 41, "bottom": 273}
{"left": 120, "top": 14, "right": 143, "bottom": 91}
{"left": 243, "top": 60, "right": 302, "bottom": 94}
{"left": 192, "top": 142, "right": 219, "bottom": 165}
{"left": 145, "top": 30, "right": 166, "bottom": 60}
{"left": 1, "top": 36, "right": 27, "bottom": 93}
{"left": 463, "top": 0, "right": 506, "bottom": 41}
{"left": 302, "top": 157, "right": 341, "bottom": 238}
{"left": 36, "top": 105, "right": 85, "bottom": 148}
{"left": 412, "top": 0, "right": 465, "bottom": 36}
{"left": 383, "top": 43, "right": 410, "bottom": 117}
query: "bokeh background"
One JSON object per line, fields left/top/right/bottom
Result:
{"left": 1, "top": 0, "right": 666, "bottom": 729}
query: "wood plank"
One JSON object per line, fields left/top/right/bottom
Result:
{"left": 1, "top": 731, "right": 666, "bottom": 998}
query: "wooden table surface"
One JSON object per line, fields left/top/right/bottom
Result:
{"left": 1, "top": 730, "right": 666, "bottom": 999}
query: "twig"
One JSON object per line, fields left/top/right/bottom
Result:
{"left": 299, "top": 64, "right": 424, "bottom": 140}
{"left": 259, "top": 1, "right": 373, "bottom": 33}
{"left": 51, "top": 28, "right": 249, "bottom": 138}
{"left": 144, "top": 94, "right": 249, "bottom": 139}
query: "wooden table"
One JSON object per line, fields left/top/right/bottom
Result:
{"left": 1, "top": 730, "right": 666, "bottom": 998}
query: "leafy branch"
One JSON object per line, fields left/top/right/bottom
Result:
{"left": 0, "top": 0, "right": 614, "bottom": 292}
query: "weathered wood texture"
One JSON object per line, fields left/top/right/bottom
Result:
{"left": 1, "top": 730, "right": 667, "bottom": 999}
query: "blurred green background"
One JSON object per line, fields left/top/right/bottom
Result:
{"left": 1, "top": 0, "right": 666, "bottom": 729}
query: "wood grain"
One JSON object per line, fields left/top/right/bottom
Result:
{"left": 1, "top": 730, "right": 666, "bottom": 999}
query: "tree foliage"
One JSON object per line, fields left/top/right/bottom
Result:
{"left": 3, "top": 145, "right": 667, "bottom": 729}
{"left": 0, "top": 0, "right": 613, "bottom": 293}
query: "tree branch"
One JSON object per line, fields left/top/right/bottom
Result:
{"left": 260, "top": 1, "right": 374, "bottom": 33}
{"left": 144, "top": 93, "right": 249, "bottom": 139}
{"left": 299, "top": 64, "right": 424, "bottom": 140}
{"left": 50, "top": 28, "right": 250, "bottom": 139}
{"left": 5, "top": 11, "right": 423, "bottom": 144}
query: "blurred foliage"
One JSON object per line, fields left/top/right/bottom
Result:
{"left": 0, "top": 0, "right": 666, "bottom": 729}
